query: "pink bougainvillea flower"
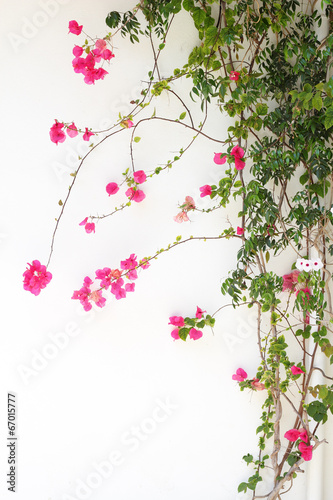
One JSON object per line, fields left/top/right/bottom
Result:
{"left": 23, "top": 260, "right": 52, "bottom": 296}
{"left": 122, "top": 119, "right": 134, "bottom": 129}
{"left": 125, "top": 283, "right": 135, "bottom": 292}
{"left": 169, "top": 316, "right": 185, "bottom": 327}
{"left": 139, "top": 258, "right": 150, "bottom": 269}
{"left": 120, "top": 254, "right": 138, "bottom": 270}
{"left": 79, "top": 217, "right": 88, "bottom": 226}
{"left": 89, "top": 290, "right": 106, "bottom": 308}
{"left": 50, "top": 120, "right": 66, "bottom": 145}
{"left": 72, "top": 45, "right": 83, "bottom": 57}
{"left": 199, "top": 185, "right": 212, "bottom": 197}
{"left": 229, "top": 71, "right": 240, "bottom": 81}
{"left": 133, "top": 170, "right": 147, "bottom": 184}
{"left": 106, "top": 182, "right": 119, "bottom": 196}
{"left": 291, "top": 365, "right": 305, "bottom": 375}
{"left": 299, "top": 429, "right": 308, "bottom": 443}
{"left": 102, "top": 49, "right": 115, "bottom": 61}
{"left": 174, "top": 211, "right": 189, "bottom": 223}
{"left": 231, "top": 145, "right": 246, "bottom": 170}
{"left": 232, "top": 368, "right": 248, "bottom": 382}
{"left": 189, "top": 328, "right": 203, "bottom": 340}
{"left": 284, "top": 429, "right": 301, "bottom": 442}
{"left": 72, "top": 56, "right": 86, "bottom": 74}
{"left": 282, "top": 270, "right": 300, "bottom": 292}
{"left": 84, "top": 223, "right": 95, "bottom": 234}
{"left": 127, "top": 269, "right": 138, "bottom": 280}
{"left": 183, "top": 196, "right": 196, "bottom": 210}
{"left": 298, "top": 442, "right": 313, "bottom": 461}
{"left": 68, "top": 20, "right": 83, "bottom": 35}
{"left": 67, "top": 122, "right": 78, "bottom": 138}
{"left": 95, "top": 38, "right": 107, "bottom": 51}
{"left": 72, "top": 276, "right": 106, "bottom": 311}
{"left": 213, "top": 153, "right": 227, "bottom": 165}
{"left": 171, "top": 329, "right": 180, "bottom": 340}
{"left": 125, "top": 187, "right": 146, "bottom": 202}
{"left": 251, "top": 378, "right": 266, "bottom": 391}
{"left": 196, "top": 306, "right": 206, "bottom": 319}
{"left": 83, "top": 128, "right": 94, "bottom": 141}
{"left": 237, "top": 226, "right": 244, "bottom": 236}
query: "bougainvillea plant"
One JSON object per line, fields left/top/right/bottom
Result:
{"left": 23, "top": 0, "right": 333, "bottom": 498}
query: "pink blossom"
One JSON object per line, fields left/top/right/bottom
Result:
{"left": 284, "top": 429, "right": 301, "bottom": 442}
{"left": 67, "top": 122, "right": 78, "bottom": 138}
{"left": 95, "top": 268, "right": 121, "bottom": 289}
{"left": 139, "top": 258, "right": 150, "bottom": 269}
{"left": 291, "top": 365, "right": 305, "bottom": 375}
{"left": 72, "top": 276, "right": 106, "bottom": 311}
{"left": 111, "top": 279, "right": 127, "bottom": 300}
{"left": 171, "top": 329, "right": 180, "bottom": 340}
{"left": 213, "top": 153, "right": 227, "bottom": 165}
{"left": 79, "top": 217, "right": 88, "bottom": 226}
{"left": 68, "top": 20, "right": 83, "bottom": 35}
{"left": 79, "top": 218, "right": 95, "bottom": 234}
{"left": 120, "top": 254, "right": 138, "bottom": 270}
{"left": 106, "top": 182, "right": 119, "bottom": 196}
{"left": 199, "top": 185, "right": 212, "bottom": 197}
{"left": 122, "top": 119, "right": 134, "bottom": 128}
{"left": 298, "top": 442, "right": 313, "bottom": 461}
{"left": 189, "top": 328, "right": 203, "bottom": 340}
{"left": 125, "top": 283, "right": 135, "bottom": 292}
{"left": 282, "top": 270, "right": 300, "bottom": 292}
{"left": 183, "top": 196, "right": 195, "bottom": 210}
{"left": 299, "top": 429, "right": 308, "bottom": 443}
{"left": 230, "top": 71, "right": 240, "bottom": 81}
{"left": 72, "top": 56, "right": 86, "bottom": 74}
{"left": 95, "top": 39, "right": 107, "bottom": 51}
{"left": 102, "top": 49, "right": 115, "bottom": 61}
{"left": 125, "top": 187, "right": 146, "bottom": 202}
{"left": 72, "top": 45, "right": 83, "bottom": 57}
{"left": 174, "top": 211, "right": 189, "bottom": 223}
{"left": 84, "top": 223, "right": 95, "bottom": 234}
{"left": 236, "top": 226, "right": 244, "bottom": 236}
{"left": 23, "top": 260, "right": 52, "bottom": 296}
{"left": 89, "top": 290, "right": 106, "bottom": 308}
{"left": 232, "top": 368, "right": 248, "bottom": 382}
{"left": 133, "top": 170, "right": 147, "bottom": 184}
{"left": 251, "top": 378, "right": 265, "bottom": 391}
{"left": 169, "top": 316, "right": 185, "bottom": 327}
{"left": 83, "top": 128, "right": 94, "bottom": 141}
{"left": 231, "top": 145, "right": 245, "bottom": 170}
{"left": 196, "top": 306, "right": 206, "bottom": 319}
{"left": 49, "top": 120, "right": 66, "bottom": 145}
{"left": 127, "top": 269, "right": 138, "bottom": 280}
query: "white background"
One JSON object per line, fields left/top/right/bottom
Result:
{"left": 0, "top": 1, "right": 331, "bottom": 499}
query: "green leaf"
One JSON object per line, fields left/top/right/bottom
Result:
{"left": 192, "top": 7, "right": 206, "bottom": 26}
{"left": 238, "top": 483, "right": 248, "bottom": 493}
{"left": 312, "top": 92, "right": 323, "bottom": 111}
{"left": 319, "top": 385, "right": 328, "bottom": 400}
{"left": 133, "top": 136, "right": 141, "bottom": 143}
{"left": 105, "top": 11, "right": 121, "bottom": 29}
{"left": 179, "top": 112, "right": 186, "bottom": 120}
{"left": 256, "top": 103, "right": 268, "bottom": 115}
{"left": 324, "top": 105, "right": 333, "bottom": 129}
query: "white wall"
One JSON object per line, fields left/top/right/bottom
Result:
{"left": 0, "top": 1, "right": 330, "bottom": 499}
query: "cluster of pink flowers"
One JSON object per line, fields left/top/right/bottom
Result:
{"left": 23, "top": 260, "right": 52, "bottom": 296}
{"left": 106, "top": 169, "right": 147, "bottom": 204}
{"left": 174, "top": 196, "right": 196, "bottom": 223}
{"left": 214, "top": 145, "right": 246, "bottom": 170}
{"left": 284, "top": 428, "right": 312, "bottom": 461}
{"left": 169, "top": 306, "right": 207, "bottom": 341}
{"left": 232, "top": 368, "right": 265, "bottom": 391}
{"left": 72, "top": 254, "right": 150, "bottom": 311}
{"left": 49, "top": 120, "right": 94, "bottom": 145}
{"left": 282, "top": 264, "right": 314, "bottom": 324}
{"left": 69, "top": 21, "right": 115, "bottom": 85}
